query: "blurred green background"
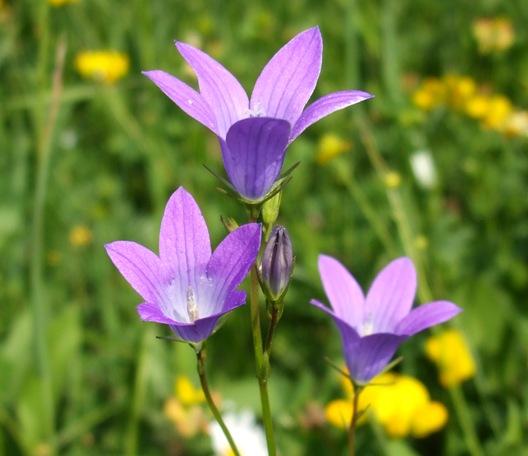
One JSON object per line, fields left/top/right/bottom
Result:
{"left": 1, "top": 0, "right": 527, "bottom": 455}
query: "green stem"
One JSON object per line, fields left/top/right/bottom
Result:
{"left": 264, "top": 307, "right": 280, "bottom": 356}
{"left": 196, "top": 348, "right": 240, "bottom": 456}
{"left": 249, "top": 265, "right": 277, "bottom": 456}
{"left": 30, "top": 36, "right": 66, "bottom": 452}
{"left": 348, "top": 385, "right": 361, "bottom": 456}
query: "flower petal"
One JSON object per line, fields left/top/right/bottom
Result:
{"left": 365, "top": 258, "right": 417, "bottom": 333}
{"left": 334, "top": 320, "right": 407, "bottom": 383}
{"left": 206, "top": 223, "right": 261, "bottom": 315}
{"left": 137, "top": 302, "right": 178, "bottom": 325}
{"left": 159, "top": 188, "right": 212, "bottom": 290}
{"left": 395, "top": 301, "right": 462, "bottom": 336}
{"left": 176, "top": 42, "right": 249, "bottom": 138}
{"left": 316, "top": 255, "right": 365, "bottom": 327}
{"left": 170, "top": 291, "right": 246, "bottom": 343}
{"left": 171, "top": 318, "right": 220, "bottom": 343}
{"left": 250, "top": 27, "right": 322, "bottom": 126}
{"left": 220, "top": 117, "right": 291, "bottom": 200}
{"left": 105, "top": 241, "right": 165, "bottom": 304}
{"left": 143, "top": 70, "right": 218, "bottom": 134}
{"left": 291, "top": 90, "right": 374, "bottom": 141}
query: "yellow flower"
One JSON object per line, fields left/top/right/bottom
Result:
{"left": 501, "top": 110, "right": 528, "bottom": 138}
{"left": 370, "top": 374, "right": 447, "bottom": 438}
{"left": 326, "top": 371, "right": 448, "bottom": 438}
{"left": 412, "top": 78, "right": 445, "bottom": 111}
{"left": 412, "top": 402, "right": 448, "bottom": 438}
{"left": 68, "top": 225, "right": 92, "bottom": 247}
{"left": 465, "top": 94, "right": 490, "bottom": 119}
{"left": 482, "top": 95, "right": 513, "bottom": 129}
{"left": 316, "top": 133, "right": 352, "bottom": 165}
{"left": 384, "top": 171, "right": 401, "bottom": 189}
{"left": 473, "top": 17, "right": 515, "bottom": 54}
{"left": 75, "top": 51, "right": 129, "bottom": 84}
{"left": 164, "top": 376, "right": 208, "bottom": 438}
{"left": 325, "top": 399, "right": 352, "bottom": 429}
{"left": 444, "top": 75, "right": 476, "bottom": 110}
{"left": 175, "top": 375, "right": 205, "bottom": 406}
{"left": 164, "top": 397, "right": 208, "bottom": 438}
{"left": 49, "top": 0, "right": 78, "bottom": 5}
{"left": 414, "top": 235, "right": 429, "bottom": 251}
{"left": 425, "top": 329, "right": 476, "bottom": 387}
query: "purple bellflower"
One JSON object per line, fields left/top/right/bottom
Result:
{"left": 105, "top": 187, "right": 261, "bottom": 344}
{"left": 311, "top": 255, "right": 462, "bottom": 383}
{"left": 144, "top": 27, "right": 373, "bottom": 201}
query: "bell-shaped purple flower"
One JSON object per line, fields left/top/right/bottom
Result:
{"left": 143, "top": 27, "right": 373, "bottom": 201}
{"left": 311, "top": 255, "right": 462, "bottom": 383}
{"left": 105, "top": 187, "right": 261, "bottom": 344}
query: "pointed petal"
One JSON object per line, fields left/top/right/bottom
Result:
{"left": 176, "top": 42, "right": 249, "bottom": 138}
{"left": 137, "top": 302, "right": 178, "bottom": 325}
{"left": 159, "top": 187, "right": 211, "bottom": 300}
{"left": 251, "top": 27, "right": 322, "bottom": 126}
{"left": 206, "top": 223, "right": 261, "bottom": 315}
{"left": 105, "top": 241, "right": 165, "bottom": 304}
{"left": 291, "top": 90, "right": 374, "bottom": 141}
{"left": 395, "top": 301, "right": 462, "bottom": 336}
{"left": 220, "top": 117, "right": 290, "bottom": 200}
{"left": 143, "top": 70, "right": 218, "bottom": 134}
{"left": 316, "top": 255, "right": 365, "bottom": 327}
{"left": 366, "top": 258, "right": 417, "bottom": 333}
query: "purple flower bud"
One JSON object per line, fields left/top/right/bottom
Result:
{"left": 261, "top": 226, "right": 293, "bottom": 301}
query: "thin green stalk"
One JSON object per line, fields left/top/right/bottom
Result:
{"left": 125, "top": 327, "right": 153, "bottom": 456}
{"left": 30, "top": 36, "right": 67, "bottom": 451}
{"left": 196, "top": 348, "right": 240, "bottom": 456}
{"left": 264, "top": 308, "right": 280, "bottom": 356}
{"left": 249, "top": 264, "right": 277, "bottom": 456}
{"left": 348, "top": 385, "right": 363, "bottom": 456}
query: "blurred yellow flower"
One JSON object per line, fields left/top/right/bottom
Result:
{"left": 49, "top": 0, "right": 78, "bottom": 5}
{"left": 502, "top": 110, "right": 528, "bottom": 138}
{"left": 465, "top": 94, "right": 490, "bottom": 119}
{"left": 414, "top": 235, "right": 429, "bottom": 251}
{"left": 371, "top": 374, "right": 447, "bottom": 438}
{"left": 316, "top": 133, "right": 352, "bottom": 165}
{"left": 425, "top": 329, "right": 476, "bottom": 387}
{"left": 164, "top": 376, "right": 208, "bottom": 438}
{"left": 473, "top": 18, "right": 515, "bottom": 54}
{"left": 482, "top": 95, "right": 513, "bottom": 129}
{"left": 412, "top": 77, "right": 445, "bottom": 111}
{"left": 164, "top": 397, "right": 209, "bottom": 438}
{"left": 444, "top": 75, "right": 476, "bottom": 110}
{"left": 75, "top": 51, "right": 129, "bottom": 84}
{"left": 175, "top": 375, "right": 205, "bottom": 406}
{"left": 326, "top": 371, "right": 448, "bottom": 438}
{"left": 68, "top": 225, "right": 92, "bottom": 247}
{"left": 384, "top": 171, "right": 401, "bottom": 189}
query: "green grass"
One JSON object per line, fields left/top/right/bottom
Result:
{"left": 1, "top": 0, "right": 528, "bottom": 455}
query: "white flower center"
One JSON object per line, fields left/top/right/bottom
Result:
{"left": 360, "top": 312, "right": 374, "bottom": 336}
{"left": 186, "top": 286, "right": 199, "bottom": 323}
{"left": 246, "top": 102, "right": 266, "bottom": 117}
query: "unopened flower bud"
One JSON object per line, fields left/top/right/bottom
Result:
{"left": 261, "top": 226, "right": 293, "bottom": 301}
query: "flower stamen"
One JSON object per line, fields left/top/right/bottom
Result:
{"left": 361, "top": 312, "right": 374, "bottom": 336}
{"left": 186, "top": 286, "right": 199, "bottom": 323}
